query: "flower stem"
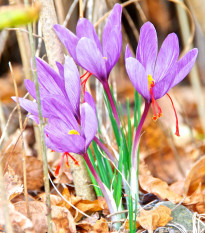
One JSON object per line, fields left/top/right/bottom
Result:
{"left": 83, "top": 152, "right": 116, "bottom": 214}
{"left": 132, "top": 102, "right": 150, "bottom": 170}
{"left": 103, "top": 81, "right": 121, "bottom": 128}
{"left": 93, "top": 136, "right": 116, "bottom": 164}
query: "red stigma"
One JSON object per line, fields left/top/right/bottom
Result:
{"left": 150, "top": 82, "right": 163, "bottom": 121}
{"left": 166, "top": 94, "right": 180, "bottom": 137}
{"left": 54, "top": 152, "right": 79, "bottom": 176}
{"left": 80, "top": 72, "right": 92, "bottom": 102}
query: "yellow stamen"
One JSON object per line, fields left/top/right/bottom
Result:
{"left": 103, "top": 57, "right": 108, "bottom": 60}
{"left": 68, "top": 129, "right": 79, "bottom": 135}
{"left": 148, "top": 74, "right": 155, "bottom": 90}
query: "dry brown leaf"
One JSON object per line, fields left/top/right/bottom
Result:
{"left": 136, "top": 205, "right": 172, "bottom": 233}
{"left": 1, "top": 130, "right": 44, "bottom": 190}
{"left": 91, "top": 218, "right": 109, "bottom": 233}
{"left": 139, "top": 162, "right": 186, "bottom": 203}
{"left": 0, "top": 202, "right": 34, "bottom": 233}
{"left": 4, "top": 166, "right": 23, "bottom": 200}
{"left": 14, "top": 201, "right": 76, "bottom": 233}
{"left": 75, "top": 198, "right": 104, "bottom": 222}
{"left": 184, "top": 156, "right": 205, "bottom": 195}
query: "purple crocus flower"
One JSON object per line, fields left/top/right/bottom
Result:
{"left": 12, "top": 55, "right": 81, "bottom": 123}
{"left": 125, "top": 21, "right": 198, "bottom": 136}
{"left": 53, "top": 3, "right": 122, "bottom": 84}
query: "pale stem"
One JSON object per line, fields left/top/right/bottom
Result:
{"left": 83, "top": 153, "right": 116, "bottom": 214}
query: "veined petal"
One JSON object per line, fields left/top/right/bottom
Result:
{"left": 42, "top": 95, "right": 80, "bottom": 131}
{"left": 102, "top": 27, "right": 122, "bottom": 76}
{"left": 84, "top": 91, "right": 96, "bottom": 115}
{"left": 12, "top": 97, "right": 38, "bottom": 116}
{"left": 36, "top": 57, "right": 65, "bottom": 96}
{"left": 103, "top": 3, "right": 122, "bottom": 36}
{"left": 24, "top": 79, "right": 36, "bottom": 99}
{"left": 170, "top": 48, "right": 198, "bottom": 88}
{"left": 64, "top": 56, "right": 80, "bottom": 118}
{"left": 76, "top": 37, "right": 107, "bottom": 82}
{"left": 53, "top": 24, "right": 79, "bottom": 62}
{"left": 56, "top": 61, "right": 64, "bottom": 78}
{"left": 28, "top": 114, "right": 39, "bottom": 124}
{"left": 76, "top": 18, "right": 102, "bottom": 53}
{"left": 45, "top": 118, "right": 85, "bottom": 154}
{"left": 136, "top": 22, "right": 158, "bottom": 76}
{"left": 81, "top": 103, "right": 97, "bottom": 149}
{"left": 125, "top": 44, "right": 133, "bottom": 60}
{"left": 125, "top": 57, "right": 150, "bottom": 100}
{"left": 154, "top": 33, "right": 179, "bottom": 82}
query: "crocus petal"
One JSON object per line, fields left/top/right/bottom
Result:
{"left": 125, "top": 57, "right": 150, "bottom": 100}
{"left": 64, "top": 56, "right": 80, "bottom": 118}
{"left": 56, "top": 61, "right": 64, "bottom": 78}
{"left": 170, "top": 48, "right": 198, "bottom": 88}
{"left": 154, "top": 33, "right": 179, "bottom": 82}
{"left": 102, "top": 3, "right": 122, "bottom": 75}
{"left": 76, "top": 37, "right": 107, "bottom": 82}
{"left": 136, "top": 22, "right": 158, "bottom": 76}
{"left": 45, "top": 118, "right": 85, "bottom": 153}
{"left": 36, "top": 57, "right": 65, "bottom": 96}
{"left": 103, "top": 3, "right": 122, "bottom": 35}
{"left": 84, "top": 91, "right": 96, "bottom": 115}
{"left": 102, "top": 27, "right": 122, "bottom": 76}
{"left": 24, "top": 79, "right": 36, "bottom": 99}
{"left": 42, "top": 95, "right": 80, "bottom": 131}
{"left": 81, "top": 103, "right": 97, "bottom": 149}
{"left": 12, "top": 97, "right": 39, "bottom": 116}
{"left": 76, "top": 18, "right": 102, "bottom": 53}
{"left": 125, "top": 44, "right": 133, "bottom": 60}
{"left": 28, "top": 114, "right": 39, "bottom": 124}
{"left": 53, "top": 24, "right": 79, "bottom": 62}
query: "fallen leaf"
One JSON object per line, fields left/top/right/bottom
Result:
{"left": 1, "top": 130, "right": 44, "bottom": 190}
{"left": 0, "top": 202, "right": 34, "bottom": 232}
{"left": 184, "top": 156, "right": 205, "bottom": 195}
{"left": 14, "top": 201, "right": 76, "bottom": 233}
{"left": 4, "top": 166, "right": 23, "bottom": 200}
{"left": 136, "top": 205, "right": 173, "bottom": 233}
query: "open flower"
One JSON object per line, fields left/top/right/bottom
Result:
{"left": 12, "top": 56, "right": 81, "bottom": 123}
{"left": 53, "top": 3, "right": 122, "bottom": 84}
{"left": 125, "top": 22, "right": 198, "bottom": 136}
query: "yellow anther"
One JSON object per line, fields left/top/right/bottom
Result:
{"left": 148, "top": 74, "right": 155, "bottom": 90}
{"left": 103, "top": 57, "right": 108, "bottom": 60}
{"left": 68, "top": 130, "right": 80, "bottom": 135}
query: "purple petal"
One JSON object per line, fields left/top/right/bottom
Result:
{"left": 76, "top": 18, "right": 102, "bottom": 53}
{"left": 64, "top": 56, "right": 80, "bottom": 118}
{"left": 125, "top": 57, "right": 150, "bottom": 100}
{"left": 36, "top": 57, "right": 65, "bottom": 96}
{"left": 28, "top": 114, "right": 39, "bottom": 124}
{"left": 56, "top": 61, "right": 64, "bottom": 78}
{"left": 12, "top": 97, "right": 39, "bottom": 116}
{"left": 81, "top": 103, "right": 97, "bottom": 149}
{"left": 170, "top": 48, "right": 198, "bottom": 88}
{"left": 53, "top": 24, "right": 79, "bottom": 62}
{"left": 136, "top": 22, "right": 158, "bottom": 76}
{"left": 125, "top": 44, "right": 132, "bottom": 60}
{"left": 42, "top": 95, "right": 80, "bottom": 131}
{"left": 154, "top": 33, "right": 179, "bottom": 82}
{"left": 103, "top": 4, "right": 122, "bottom": 34}
{"left": 102, "top": 27, "right": 122, "bottom": 76}
{"left": 76, "top": 38, "right": 107, "bottom": 82}
{"left": 84, "top": 91, "right": 96, "bottom": 115}
{"left": 24, "top": 79, "right": 36, "bottom": 99}
{"left": 45, "top": 118, "right": 85, "bottom": 153}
